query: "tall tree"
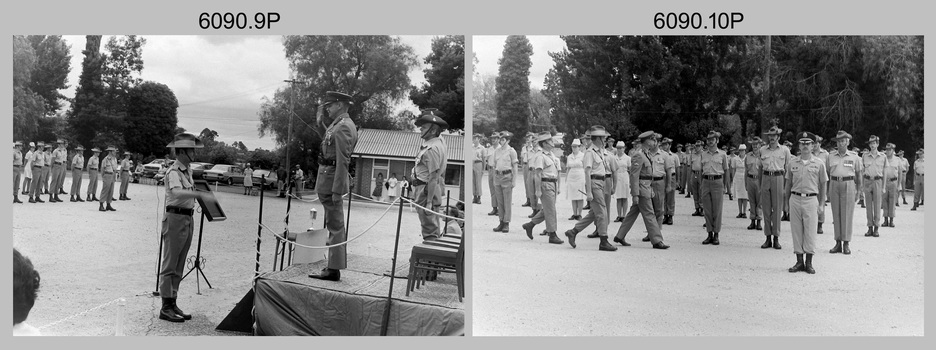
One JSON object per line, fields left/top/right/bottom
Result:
{"left": 67, "top": 35, "right": 107, "bottom": 150}
{"left": 410, "top": 35, "right": 465, "bottom": 131}
{"left": 124, "top": 81, "right": 179, "bottom": 157}
{"left": 26, "top": 35, "right": 72, "bottom": 115}
{"left": 495, "top": 35, "right": 533, "bottom": 150}
{"left": 12, "top": 35, "right": 45, "bottom": 141}
{"left": 471, "top": 70, "right": 498, "bottom": 138}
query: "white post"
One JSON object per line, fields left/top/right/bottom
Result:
{"left": 115, "top": 298, "right": 126, "bottom": 336}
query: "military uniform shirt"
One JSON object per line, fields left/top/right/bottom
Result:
{"left": 583, "top": 147, "right": 610, "bottom": 177}
{"left": 828, "top": 150, "right": 861, "bottom": 177}
{"left": 690, "top": 151, "right": 703, "bottom": 171}
{"left": 914, "top": 158, "right": 924, "bottom": 175}
{"left": 701, "top": 148, "right": 728, "bottom": 175}
{"left": 760, "top": 144, "right": 791, "bottom": 172}
{"left": 165, "top": 161, "right": 195, "bottom": 209}
{"left": 31, "top": 150, "right": 44, "bottom": 167}
{"left": 120, "top": 158, "right": 132, "bottom": 172}
{"left": 43, "top": 151, "right": 52, "bottom": 166}
{"left": 883, "top": 156, "right": 900, "bottom": 179}
{"left": 862, "top": 151, "right": 886, "bottom": 177}
{"left": 87, "top": 155, "right": 100, "bottom": 170}
{"left": 532, "top": 151, "right": 561, "bottom": 179}
{"left": 787, "top": 155, "right": 827, "bottom": 194}
{"left": 493, "top": 146, "right": 518, "bottom": 171}
{"left": 664, "top": 151, "right": 679, "bottom": 175}
{"left": 647, "top": 149, "right": 668, "bottom": 177}
{"left": 745, "top": 152, "right": 762, "bottom": 175}
{"left": 486, "top": 145, "right": 498, "bottom": 168}
{"left": 52, "top": 147, "right": 67, "bottom": 164}
{"left": 72, "top": 153, "right": 84, "bottom": 170}
{"left": 14, "top": 149, "right": 23, "bottom": 166}
{"left": 414, "top": 137, "right": 445, "bottom": 182}
{"left": 102, "top": 155, "right": 118, "bottom": 173}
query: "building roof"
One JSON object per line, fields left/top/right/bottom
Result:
{"left": 354, "top": 128, "right": 464, "bottom": 163}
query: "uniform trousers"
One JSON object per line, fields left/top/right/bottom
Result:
{"left": 40, "top": 166, "right": 50, "bottom": 193}
{"left": 680, "top": 165, "right": 689, "bottom": 190}
{"left": 572, "top": 180, "right": 608, "bottom": 236}
{"left": 690, "top": 170, "right": 702, "bottom": 208}
{"left": 100, "top": 173, "right": 115, "bottom": 205}
{"left": 159, "top": 212, "right": 194, "bottom": 298}
{"left": 29, "top": 167, "right": 43, "bottom": 198}
{"left": 53, "top": 163, "right": 66, "bottom": 194}
{"left": 472, "top": 162, "right": 483, "bottom": 197}
{"left": 760, "top": 173, "right": 785, "bottom": 237}
{"left": 701, "top": 178, "right": 725, "bottom": 232}
{"left": 415, "top": 183, "right": 441, "bottom": 239}
{"left": 745, "top": 175, "right": 762, "bottom": 219}
{"left": 87, "top": 170, "right": 99, "bottom": 198}
{"left": 650, "top": 179, "right": 665, "bottom": 225}
{"left": 14, "top": 167, "right": 22, "bottom": 196}
{"left": 119, "top": 170, "right": 130, "bottom": 196}
{"left": 863, "top": 178, "right": 883, "bottom": 227}
{"left": 914, "top": 174, "right": 924, "bottom": 204}
{"left": 493, "top": 172, "right": 514, "bottom": 223}
{"left": 318, "top": 192, "right": 348, "bottom": 269}
{"left": 488, "top": 169, "right": 497, "bottom": 208}
{"left": 70, "top": 168, "right": 83, "bottom": 195}
{"left": 528, "top": 181, "right": 557, "bottom": 232}
{"left": 882, "top": 179, "right": 899, "bottom": 217}
{"left": 829, "top": 179, "right": 856, "bottom": 242}
{"left": 614, "top": 180, "right": 664, "bottom": 244}
{"left": 525, "top": 167, "right": 539, "bottom": 209}
{"left": 790, "top": 195, "right": 818, "bottom": 255}
{"left": 604, "top": 177, "right": 613, "bottom": 215}
{"left": 665, "top": 176, "right": 676, "bottom": 216}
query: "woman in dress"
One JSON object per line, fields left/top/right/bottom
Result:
{"left": 613, "top": 141, "right": 631, "bottom": 222}
{"left": 372, "top": 172, "right": 384, "bottom": 201}
{"left": 732, "top": 146, "right": 748, "bottom": 218}
{"left": 386, "top": 172, "right": 399, "bottom": 202}
{"left": 565, "top": 138, "right": 587, "bottom": 220}
{"left": 243, "top": 163, "right": 254, "bottom": 195}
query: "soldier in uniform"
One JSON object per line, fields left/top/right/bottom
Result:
{"left": 412, "top": 108, "right": 449, "bottom": 241}
{"left": 28, "top": 143, "right": 46, "bottom": 203}
{"left": 119, "top": 151, "right": 133, "bottom": 200}
{"left": 48, "top": 140, "right": 67, "bottom": 202}
{"left": 827, "top": 131, "right": 861, "bottom": 255}
{"left": 745, "top": 137, "right": 764, "bottom": 230}
{"left": 564, "top": 125, "right": 617, "bottom": 252}
{"left": 881, "top": 143, "right": 901, "bottom": 228}
{"left": 786, "top": 132, "right": 827, "bottom": 275}
{"left": 613, "top": 130, "right": 671, "bottom": 249}
{"left": 861, "top": 135, "right": 886, "bottom": 237}
{"left": 492, "top": 131, "right": 518, "bottom": 232}
{"left": 699, "top": 131, "right": 729, "bottom": 245}
{"left": 811, "top": 136, "right": 830, "bottom": 233}
{"left": 307, "top": 91, "right": 358, "bottom": 282}
{"left": 14, "top": 141, "right": 24, "bottom": 203}
{"left": 99, "top": 146, "right": 119, "bottom": 212}
{"left": 587, "top": 133, "right": 618, "bottom": 238}
{"left": 911, "top": 149, "right": 924, "bottom": 210}
{"left": 898, "top": 150, "right": 909, "bottom": 206}
{"left": 158, "top": 133, "right": 209, "bottom": 322}
{"left": 69, "top": 146, "right": 86, "bottom": 202}
{"left": 486, "top": 133, "right": 501, "bottom": 216}
{"left": 86, "top": 148, "right": 101, "bottom": 202}
{"left": 522, "top": 132, "right": 564, "bottom": 244}
{"left": 760, "top": 126, "right": 790, "bottom": 249}
{"left": 521, "top": 133, "right": 534, "bottom": 208}
{"left": 690, "top": 140, "right": 705, "bottom": 216}
{"left": 661, "top": 138, "right": 679, "bottom": 225}
{"left": 472, "top": 133, "right": 484, "bottom": 204}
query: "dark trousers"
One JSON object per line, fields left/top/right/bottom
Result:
{"left": 318, "top": 192, "right": 347, "bottom": 270}
{"left": 615, "top": 181, "right": 664, "bottom": 244}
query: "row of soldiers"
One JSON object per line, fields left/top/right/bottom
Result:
{"left": 13, "top": 140, "right": 136, "bottom": 211}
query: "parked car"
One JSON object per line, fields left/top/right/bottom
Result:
{"left": 190, "top": 162, "right": 214, "bottom": 180}
{"left": 143, "top": 159, "right": 168, "bottom": 178}
{"left": 202, "top": 164, "right": 244, "bottom": 185}
{"left": 251, "top": 169, "right": 278, "bottom": 190}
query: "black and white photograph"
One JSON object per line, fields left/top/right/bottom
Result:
{"left": 12, "top": 34, "right": 466, "bottom": 336}
{"left": 470, "top": 35, "right": 924, "bottom": 335}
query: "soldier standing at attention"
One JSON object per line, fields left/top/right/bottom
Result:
{"left": 69, "top": 146, "right": 86, "bottom": 202}
{"left": 14, "top": 141, "right": 24, "bottom": 203}
{"left": 520, "top": 133, "right": 534, "bottom": 208}
{"left": 613, "top": 131, "right": 670, "bottom": 249}
{"left": 119, "top": 151, "right": 133, "bottom": 200}
{"left": 661, "top": 138, "right": 678, "bottom": 225}
{"left": 700, "top": 131, "right": 729, "bottom": 245}
{"left": 911, "top": 149, "right": 924, "bottom": 210}
{"left": 308, "top": 91, "right": 358, "bottom": 282}
{"left": 492, "top": 131, "right": 518, "bottom": 232}
{"left": 472, "top": 133, "right": 484, "bottom": 204}
{"left": 811, "top": 136, "right": 830, "bottom": 234}
{"left": 99, "top": 146, "right": 119, "bottom": 212}
{"left": 86, "top": 148, "right": 101, "bottom": 202}
{"left": 881, "top": 143, "right": 901, "bottom": 229}
{"left": 565, "top": 125, "right": 616, "bottom": 252}
{"left": 827, "top": 131, "right": 861, "bottom": 255}
{"left": 862, "top": 135, "right": 886, "bottom": 237}
{"left": 690, "top": 140, "right": 705, "bottom": 216}
{"left": 28, "top": 143, "right": 46, "bottom": 203}
{"left": 745, "top": 138, "right": 764, "bottom": 230}
{"left": 759, "top": 126, "right": 790, "bottom": 249}
{"left": 486, "top": 133, "right": 501, "bottom": 216}
{"left": 898, "top": 150, "right": 910, "bottom": 206}
{"left": 49, "top": 140, "right": 68, "bottom": 202}
{"left": 785, "top": 132, "right": 827, "bottom": 275}
{"left": 522, "top": 132, "right": 565, "bottom": 244}
{"left": 412, "top": 108, "right": 449, "bottom": 241}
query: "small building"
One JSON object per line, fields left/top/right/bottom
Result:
{"left": 352, "top": 128, "right": 464, "bottom": 203}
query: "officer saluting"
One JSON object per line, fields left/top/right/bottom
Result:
{"left": 69, "top": 146, "right": 86, "bottom": 202}
{"left": 412, "top": 108, "right": 449, "bottom": 241}
{"left": 785, "top": 132, "right": 827, "bottom": 275}
{"left": 309, "top": 91, "right": 358, "bottom": 282}
{"left": 827, "top": 131, "right": 861, "bottom": 255}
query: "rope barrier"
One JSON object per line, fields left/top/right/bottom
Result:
{"left": 38, "top": 297, "right": 124, "bottom": 330}
{"left": 398, "top": 196, "right": 465, "bottom": 222}
{"left": 259, "top": 196, "right": 402, "bottom": 250}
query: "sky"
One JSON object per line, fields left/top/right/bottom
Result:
{"left": 59, "top": 35, "right": 437, "bottom": 151}
{"left": 472, "top": 35, "right": 566, "bottom": 90}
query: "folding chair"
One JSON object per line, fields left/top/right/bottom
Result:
{"left": 406, "top": 233, "right": 464, "bottom": 302}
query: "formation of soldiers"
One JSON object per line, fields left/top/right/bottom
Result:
{"left": 13, "top": 139, "right": 134, "bottom": 212}
{"left": 473, "top": 125, "right": 924, "bottom": 275}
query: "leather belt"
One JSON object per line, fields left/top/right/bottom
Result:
{"left": 104, "top": 171, "right": 114, "bottom": 174}
{"left": 89, "top": 168, "right": 98, "bottom": 170}
{"left": 888, "top": 177, "right": 899, "bottom": 182}
{"left": 166, "top": 206, "right": 194, "bottom": 216}
{"left": 412, "top": 178, "right": 428, "bottom": 186}
{"left": 746, "top": 174, "right": 759, "bottom": 179}
{"left": 916, "top": 173, "right": 924, "bottom": 177}
{"left": 702, "top": 174, "right": 723, "bottom": 180}
{"left": 33, "top": 165, "right": 42, "bottom": 168}
{"left": 541, "top": 178, "right": 558, "bottom": 183}
{"left": 863, "top": 175, "right": 883, "bottom": 180}
{"left": 54, "top": 161, "right": 63, "bottom": 165}
{"left": 42, "top": 165, "right": 50, "bottom": 168}
{"left": 591, "top": 174, "right": 609, "bottom": 180}
{"left": 474, "top": 160, "right": 483, "bottom": 163}
{"left": 13, "top": 165, "right": 21, "bottom": 168}
{"left": 495, "top": 169, "right": 512, "bottom": 175}
{"left": 319, "top": 158, "right": 337, "bottom": 166}
{"left": 763, "top": 170, "right": 785, "bottom": 176}
{"left": 639, "top": 176, "right": 665, "bottom": 181}
{"left": 831, "top": 176, "right": 854, "bottom": 181}
{"left": 791, "top": 191, "right": 817, "bottom": 197}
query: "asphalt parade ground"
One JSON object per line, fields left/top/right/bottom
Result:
{"left": 12, "top": 175, "right": 432, "bottom": 336}
{"left": 471, "top": 173, "right": 924, "bottom": 336}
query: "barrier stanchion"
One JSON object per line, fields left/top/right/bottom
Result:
{"left": 114, "top": 298, "right": 126, "bottom": 336}
{"left": 255, "top": 175, "right": 265, "bottom": 278}
{"left": 380, "top": 187, "right": 407, "bottom": 336}
{"left": 444, "top": 190, "right": 451, "bottom": 235}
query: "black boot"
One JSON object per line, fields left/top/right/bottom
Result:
{"left": 34, "top": 196, "right": 44, "bottom": 203}
{"left": 14, "top": 195, "right": 23, "bottom": 204}
{"left": 747, "top": 219, "right": 756, "bottom": 230}
{"left": 171, "top": 298, "right": 192, "bottom": 320}
{"left": 691, "top": 207, "right": 703, "bottom": 217}
{"left": 76, "top": 195, "right": 84, "bottom": 202}
{"left": 864, "top": 226, "right": 874, "bottom": 236}
{"left": 773, "top": 236, "right": 781, "bottom": 249}
{"left": 493, "top": 222, "right": 504, "bottom": 232}
{"left": 911, "top": 203, "right": 918, "bottom": 211}
{"left": 522, "top": 199, "right": 531, "bottom": 207}
{"left": 49, "top": 194, "right": 56, "bottom": 202}
{"left": 889, "top": 217, "right": 895, "bottom": 228}
{"left": 308, "top": 268, "right": 340, "bottom": 281}
{"left": 564, "top": 229, "right": 578, "bottom": 248}
{"left": 106, "top": 204, "right": 116, "bottom": 211}
{"left": 804, "top": 254, "right": 816, "bottom": 274}
{"left": 789, "top": 254, "right": 805, "bottom": 273}
{"left": 829, "top": 240, "right": 842, "bottom": 254}
{"left": 99, "top": 203, "right": 107, "bottom": 212}
{"left": 28, "top": 196, "right": 36, "bottom": 203}
{"left": 842, "top": 241, "right": 851, "bottom": 255}
{"left": 612, "top": 236, "right": 631, "bottom": 246}
{"left": 760, "top": 236, "right": 772, "bottom": 249}
{"left": 586, "top": 230, "right": 600, "bottom": 238}
{"left": 522, "top": 222, "right": 534, "bottom": 240}
{"left": 755, "top": 219, "right": 762, "bottom": 230}
{"left": 159, "top": 298, "right": 184, "bottom": 322}
{"left": 711, "top": 232, "right": 720, "bottom": 245}
{"left": 598, "top": 237, "right": 618, "bottom": 251}
{"left": 781, "top": 211, "right": 790, "bottom": 221}
{"left": 501, "top": 222, "right": 509, "bottom": 233}
{"left": 547, "top": 232, "right": 564, "bottom": 244}
{"left": 69, "top": 195, "right": 76, "bottom": 202}
{"left": 488, "top": 208, "right": 498, "bottom": 216}
{"left": 702, "top": 232, "right": 714, "bottom": 245}
{"left": 871, "top": 225, "right": 879, "bottom": 237}
{"left": 817, "top": 223, "right": 823, "bottom": 234}
{"left": 528, "top": 209, "right": 539, "bottom": 218}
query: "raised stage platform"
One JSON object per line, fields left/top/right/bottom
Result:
{"left": 252, "top": 254, "right": 464, "bottom": 336}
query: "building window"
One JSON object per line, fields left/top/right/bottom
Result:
{"left": 444, "top": 167, "right": 461, "bottom": 186}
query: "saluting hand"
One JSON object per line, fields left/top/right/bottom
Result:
{"left": 315, "top": 104, "right": 325, "bottom": 125}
